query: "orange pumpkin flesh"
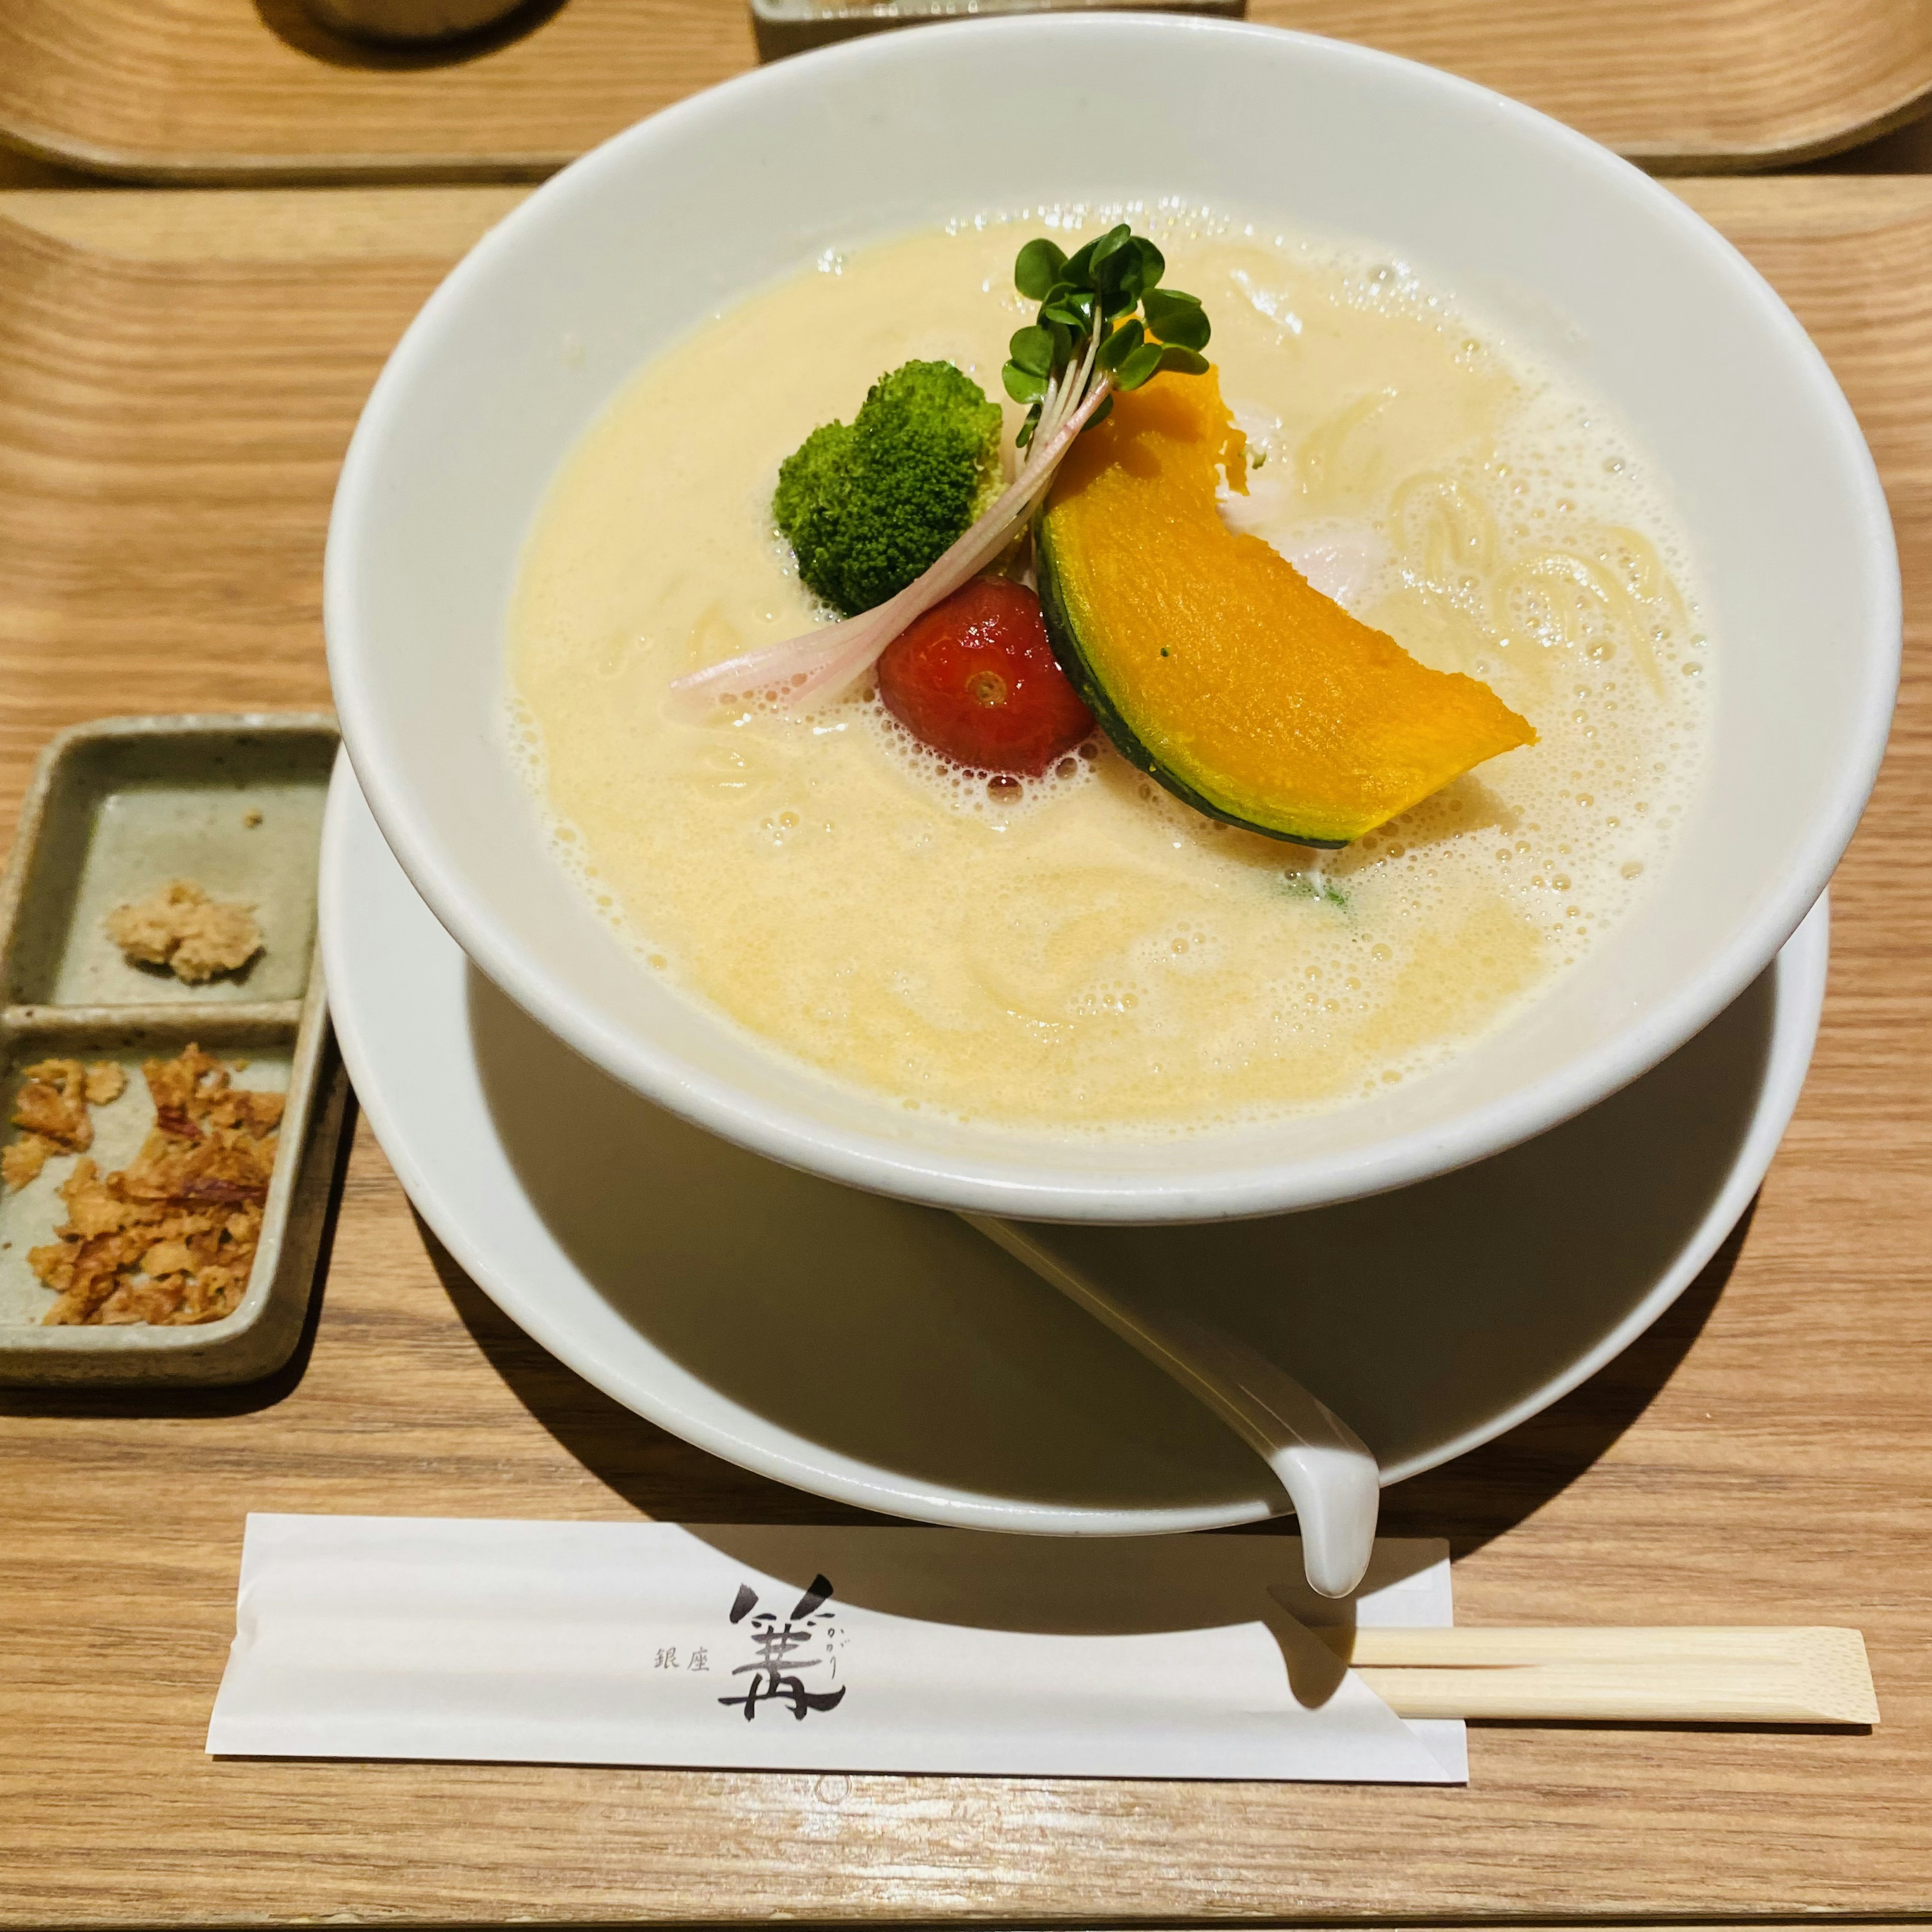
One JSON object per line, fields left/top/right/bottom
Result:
{"left": 1035, "top": 368, "right": 1536, "bottom": 846}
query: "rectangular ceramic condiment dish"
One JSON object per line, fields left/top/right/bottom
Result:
{"left": 0, "top": 715, "right": 346, "bottom": 1386}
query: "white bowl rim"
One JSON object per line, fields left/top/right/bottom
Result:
{"left": 326, "top": 14, "right": 1899, "bottom": 1225}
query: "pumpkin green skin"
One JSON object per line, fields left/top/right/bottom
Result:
{"left": 1034, "top": 520, "right": 1350, "bottom": 851}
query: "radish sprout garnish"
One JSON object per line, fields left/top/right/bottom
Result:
{"left": 667, "top": 224, "right": 1213, "bottom": 718}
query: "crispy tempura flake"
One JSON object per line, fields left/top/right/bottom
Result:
{"left": 32, "top": 1044, "right": 280, "bottom": 1327}
{"left": 107, "top": 878, "right": 262, "bottom": 984}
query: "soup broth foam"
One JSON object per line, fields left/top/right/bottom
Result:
{"left": 508, "top": 210, "right": 1712, "bottom": 1137}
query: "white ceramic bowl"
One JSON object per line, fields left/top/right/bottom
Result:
{"left": 327, "top": 16, "right": 1898, "bottom": 1224}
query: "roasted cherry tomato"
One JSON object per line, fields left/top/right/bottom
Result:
{"left": 876, "top": 576, "right": 1094, "bottom": 776}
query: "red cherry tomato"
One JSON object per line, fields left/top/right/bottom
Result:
{"left": 876, "top": 577, "right": 1094, "bottom": 777}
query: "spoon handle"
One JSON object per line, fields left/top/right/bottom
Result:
{"left": 960, "top": 1214, "right": 1381, "bottom": 1599}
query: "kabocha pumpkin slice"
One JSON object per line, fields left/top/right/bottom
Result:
{"left": 1036, "top": 368, "right": 1536, "bottom": 847}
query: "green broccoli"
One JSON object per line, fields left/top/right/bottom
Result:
{"left": 773, "top": 360, "right": 1003, "bottom": 617}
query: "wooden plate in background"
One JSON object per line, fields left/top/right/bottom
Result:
{"left": 0, "top": 0, "right": 1928, "bottom": 182}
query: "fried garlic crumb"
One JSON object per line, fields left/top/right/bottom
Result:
{"left": 4, "top": 1059, "right": 127, "bottom": 1190}
{"left": 107, "top": 878, "right": 262, "bottom": 984}
{"left": 2, "top": 1135, "right": 54, "bottom": 1190}
{"left": 84, "top": 1062, "right": 125, "bottom": 1106}
{"left": 6, "top": 1058, "right": 108, "bottom": 1190}
{"left": 243, "top": 809, "right": 263, "bottom": 829}
{"left": 12, "top": 1059, "right": 92, "bottom": 1152}
{"left": 34, "top": 1043, "right": 281, "bottom": 1327}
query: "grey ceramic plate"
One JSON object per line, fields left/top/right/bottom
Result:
{"left": 0, "top": 716, "right": 348, "bottom": 1386}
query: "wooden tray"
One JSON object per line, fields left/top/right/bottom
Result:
{"left": 1, "top": 0, "right": 1930, "bottom": 183}
{"left": 0, "top": 178, "right": 1928, "bottom": 1924}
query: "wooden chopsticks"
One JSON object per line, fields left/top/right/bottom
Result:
{"left": 1312, "top": 1626, "right": 1878, "bottom": 1725}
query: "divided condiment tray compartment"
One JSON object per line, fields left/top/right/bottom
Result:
{"left": 0, "top": 715, "right": 347, "bottom": 1386}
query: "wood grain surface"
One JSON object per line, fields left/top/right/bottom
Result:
{"left": 0, "top": 177, "right": 1928, "bottom": 1923}
{"left": 3, "top": 0, "right": 1932, "bottom": 183}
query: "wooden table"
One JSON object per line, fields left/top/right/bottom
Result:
{"left": 0, "top": 176, "right": 1928, "bottom": 1926}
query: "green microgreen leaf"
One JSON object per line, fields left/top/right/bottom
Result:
{"left": 1144, "top": 288, "right": 1211, "bottom": 351}
{"left": 1041, "top": 291, "right": 1094, "bottom": 335}
{"left": 1143, "top": 285, "right": 1201, "bottom": 317}
{"left": 1160, "top": 308, "right": 1212, "bottom": 352}
{"left": 1095, "top": 253, "right": 1146, "bottom": 314}
{"left": 1111, "top": 341, "right": 1167, "bottom": 391}
{"left": 1002, "top": 361, "right": 1049, "bottom": 404}
{"left": 1014, "top": 238, "right": 1068, "bottom": 301}
{"left": 1095, "top": 317, "right": 1145, "bottom": 372}
{"left": 1087, "top": 224, "right": 1133, "bottom": 274}
{"left": 1008, "top": 325, "right": 1054, "bottom": 378}
{"left": 1009, "top": 225, "right": 1214, "bottom": 449}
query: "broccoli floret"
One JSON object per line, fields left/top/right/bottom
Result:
{"left": 771, "top": 419, "right": 852, "bottom": 548}
{"left": 773, "top": 360, "right": 1003, "bottom": 617}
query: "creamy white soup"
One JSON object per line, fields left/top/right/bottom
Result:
{"left": 508, "top": 210, "right": 1711, "bottom": 1136}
